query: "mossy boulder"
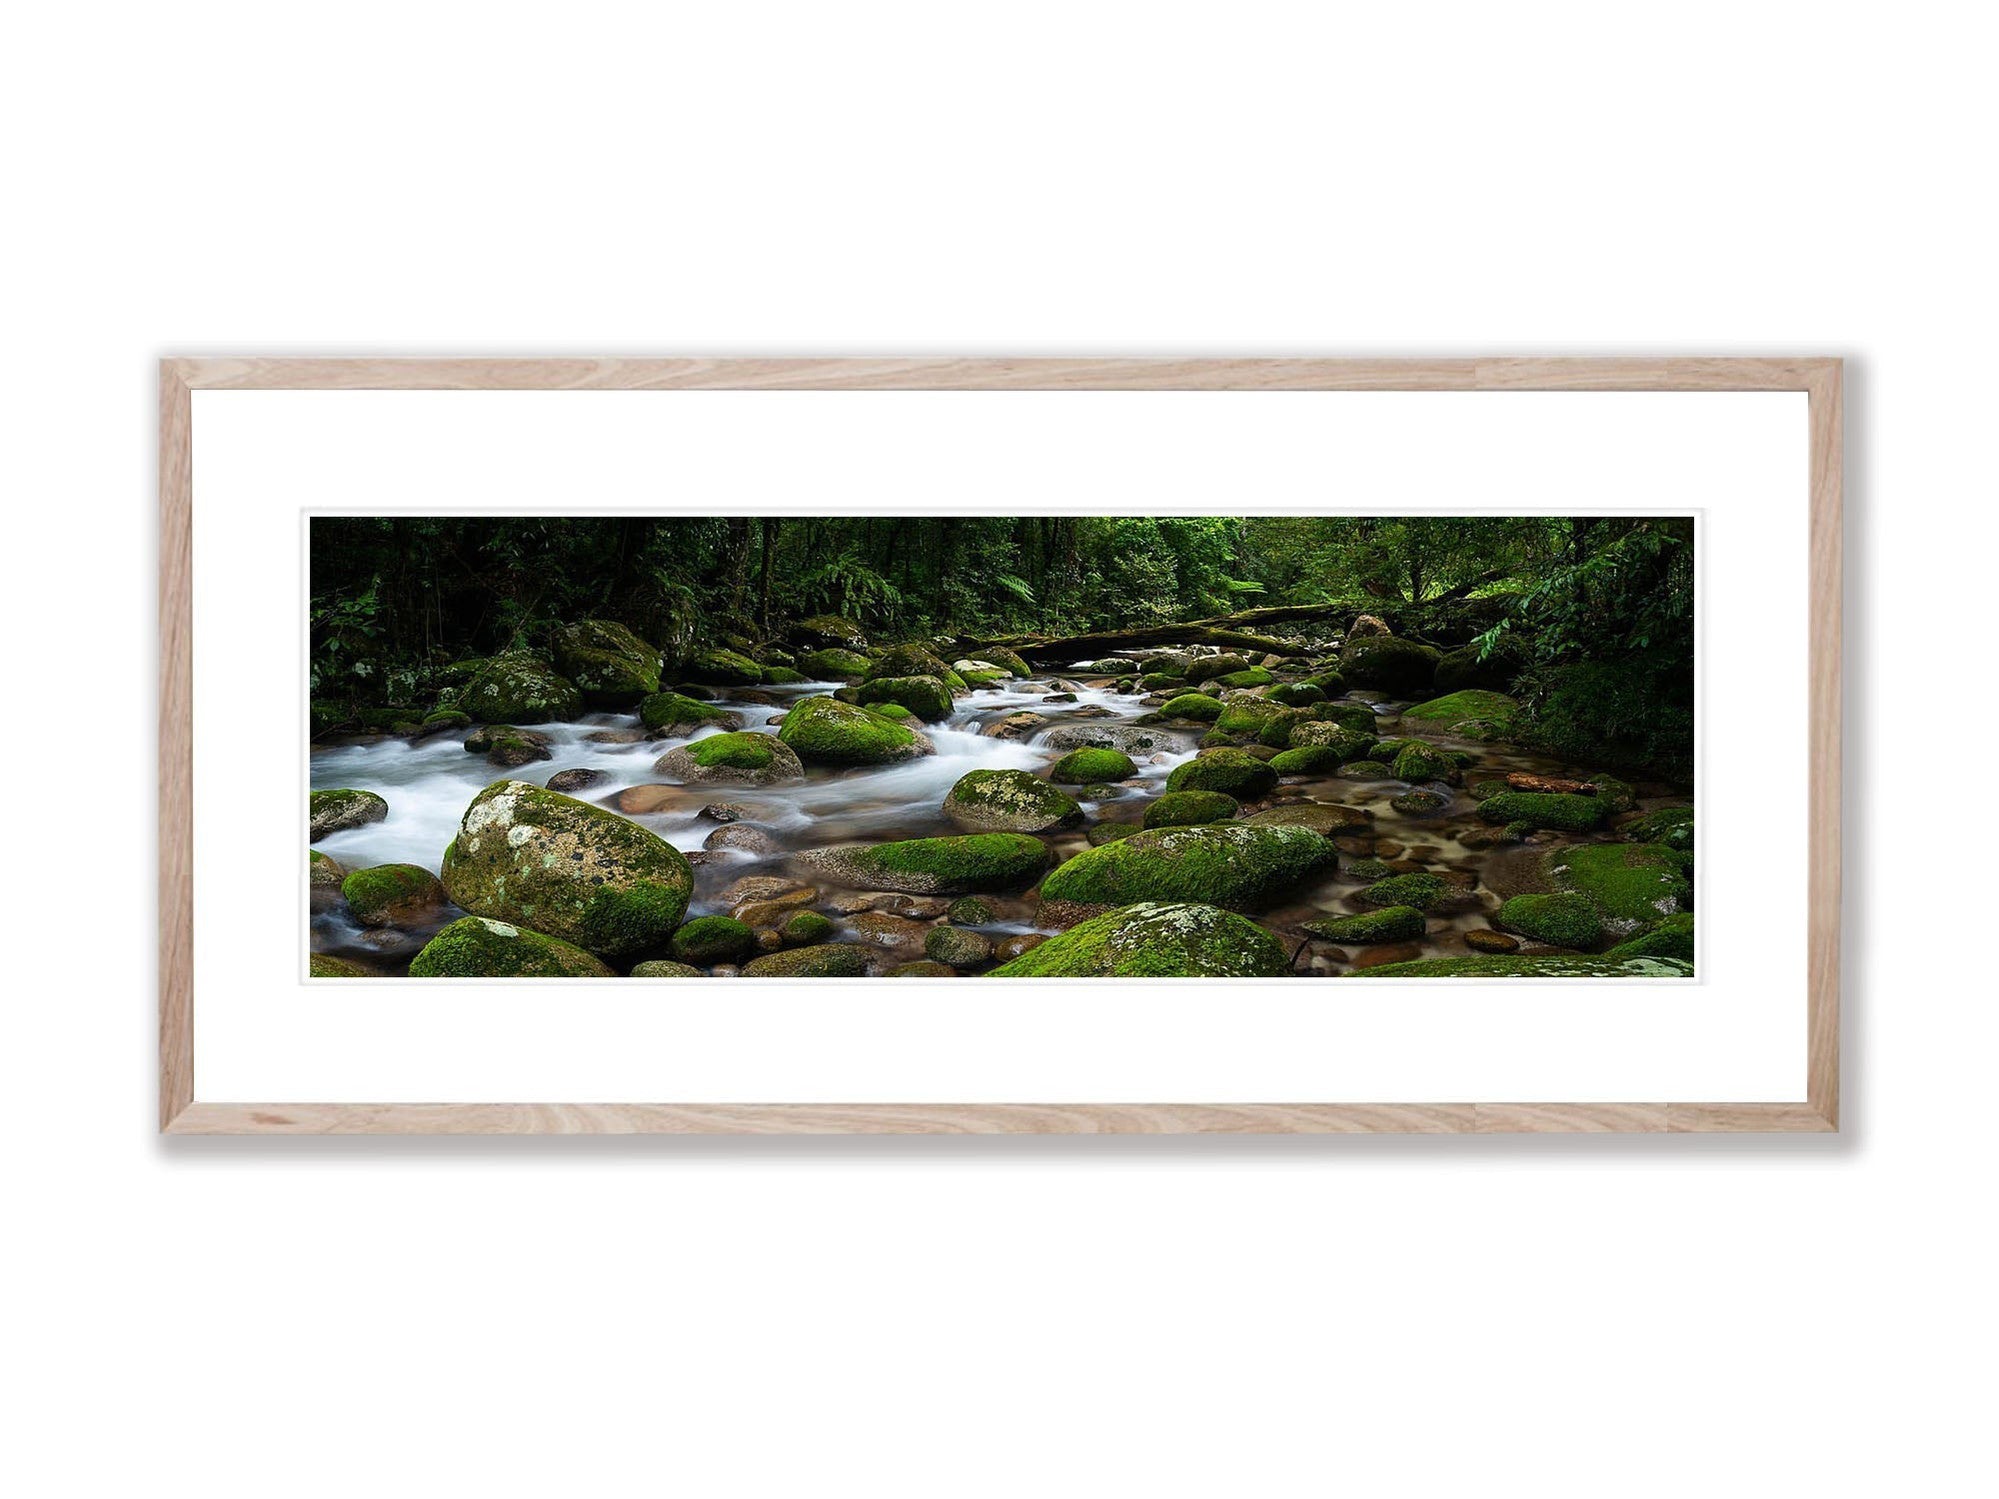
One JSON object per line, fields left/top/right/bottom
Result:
{"left": 1390, "top": 739, "right": 1458, "bottom": 783}
{"left": 1336, "top": 760, "right": 1394, "bottom": 780}
{"left": 1301, "top": 670, "right": 1346, "bottom": 697}
{"left": 780, "top": 910, "right": 836, "bottom": 945}
{"left": 1476, "top": 791, "right": 1608, "bottom": 833}
{"left": 686, "top": 647, "right": 764, "bottom": 685}
{"left": 465, "top": 725, "right": 554, "bottom": 767}
{"left": 629, "top": 960, "right": 703, "bottom": 977}
{"left": 460, "top": 652, "right": 584, "bottom": 723}
{"left": 439, "top": 780, "right": 694, "bottom": 961}
{"left": 1585, "top": 772, "right": 1637, "bottom": 815}
{"left": 979, "top": 645, "right": 1033, "bottom": 678}
{"left": 1355, "top": 872, "right": 1463, "bottom": 913}
{"left": 943, "top": 769, "right": 1083, "bottom": 833}
{"left": 988, "top": 901, "right": 1292, "bottom": 977}
{"left": 1140, "top": 671, "right": 1184, "bottom": 692}
{"left": 1546, "top": 842, "right": 1691, "bottom": 937}
{"left": 1496, "top": 891, "right": 1603, "bottom": 949}
{"left": 308, "top": 952, "right": 374, "bottom": 977}
{"left": 1160, "top": 692, "right": 1225, "bottom": 723}
{"left": 1345, "top": 954, "right": 1694, "bottom": 978}
{"left": 1186, "top": 656, "right": 1253, "bottom": 684}
{"left": 1164, "top": 749, "right": 1278, "bottom": 800}
{"left": 638, "top": 692, "right": 742, "bottom": 737}
{"left": 1626, "top": 805, "right": 1695, "bottom": 852}
{"left": 309, "top": 788, "right": 388, "bottom": 841}
{"left": 1303, "top": 906, "right": 1427, "bottom": 944}
{"left": 552, "top": 619, "right": 662, "bottom": 705}
{"left": 409, "top": 916, "right": 617, "bottom": 977}
{"left": 1433, "top": 638, "right": 1527, "bottom": 695}
{"left": 1143, "top": 790, "right": 1239, "bottom": 829}
{"left": 866, "top": 702, "right": 914, "bottom": 721}
{"left": 1213, "top": 693, "right": 1292, "bottom": 738}
{"left": 1212, "top": 666, "right": 1276, "bottom": 689}
{"left": 1267, "top": 745, "right": 1343, "bottom": 775}
{"left": 670, "top": 914, "right": 758, "bottom": 965}
{"left": 1239, "top": 803, "right": 1370, "bottom": 838}
{"left": 796, "top": 647, "right": 875, "bottom": 681}
{"left": 946, "top": 896, "right": 995, "bottom": 925}
{"left": 652, "top": 731, "right": 805, "bottom": 786}
{"left": 1338, "top": 635, "right": 1440, "bottom": 694}
{"left": 1402, "top": 689, "right": 1520, "bottom": 738}
{"left": 790, "top": 615, "right": 869, "bottom": 650}
{"left": 1049, "top": 747, "right": 1137, "bottom": 784}
{"left": 1265, "top": 681, "right": 1325, "bottom": 707}
{"left": 856, "top": 673, "right": 955, "bottom": 722}
{"left": 778, "top": 695, "right": 932, "bottom": 765}
{"left": 1287, "top": 722, "right": 1376, "bottom": 762}
{"left": 309, "top": 849, "right": 347, "bottom": 887}
{"left": 796, "top": 833, "right": 1052, "bottom": 895}
{"left": 867, "top": 643, "right": 955, "bottom": 682}
{"left": 741, "top": 943, "right": 874, "bottom": 977}
{"left": 340, "top": 863, "right": 446, "bottom": 927}
{"left": 924, "top": 924, "right": 993, "bottom": 971}
{"left": 1038, "top": 823, "right": 1336, "bottom": 913}
{"left": 1607, "top": 912, "right": 1695, "bottom": 961}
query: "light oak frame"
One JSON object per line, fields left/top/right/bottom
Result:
{"left": 159, "top": 357, "right": 1841, "bottom": 1136}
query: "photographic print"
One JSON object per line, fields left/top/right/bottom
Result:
{"left": 307, "top": 514, "right": 1696, "bottom": 981}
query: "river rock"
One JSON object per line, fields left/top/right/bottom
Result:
{"left": 1240, "top": 802, "right": 1370, "bottom": 837}
{"left": 1338, "top": 635, "right": 1440, "bottom": 694}
{"left": 1164, "top": 748, "right": 1278, "bottom": 800}
{"left": 545, "top": 767, "right": 608, "bottom": 793}
{"left": 988, "top": 901, "right": 1291, "bottom": 977}
{"left": 795, "top": 646, "right": 874, "bottom": 680}
{"left": 552, "top": 619, "right": 661, "bottom": 705}
{"left": 1037, "top": 724, "right": 1178, "bottom": 756}
{"left": 856, "top": 674, "right": 955, "bottom": 721}
{"left": 790, "top": 615, "right": 869, "bottom": 651}
{"left": 943, "top": 769, "right": 1084, "bottom": 833}
{"left": 924, "top": 925, "right": 993, "bottom": 970}
{"left": 741, "top": 943, "right": 875, "bottom": 978}
{"left": 308, "top": 952, "right": 375, "bottom": 978}
{"left": 795, "top": 833, "right": 1052, "bottom": 895}
{"left": 309, "top": 788, "right": 388, "bottom": 841}
{"left": 652, "top": 731, "right": 805, "bottom": 786}
{"left": 669, "top": 915, "right": 758, "bottom": 965}
{"left": 701, "top": 823, "right": 778, "bottom": 856}
{"left": 1142, "top": 790, "right": 1239, "bottom": 829}
{"left": 984, "top": 710, "right": 1049, "bottom": 740}
{"left": 777, "top": 695, "right": 934, "bottom": 765}
{"left": 465, "top": 724, "right": 554, "bottom": 767}
{"left": 1038, "top": 823, "right": 1337, "bottom": 914}
{"left": 458, "top": 651, "right": 584, "bottom": 723}
{"left": 440, "top": 779, "right": 694, "bottom": 960}
{"left": 309, "top": 849, "right": 347, "bottom": 887}
{"left": 1345, "top": 953, "right": 1695, "bottom": 979}
{"left": 408, "top": 916, "right": 616, "bottom": 977}
{"left": 340, "top": 863, "right": 446, "bottom": 927}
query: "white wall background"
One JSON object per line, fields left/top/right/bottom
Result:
{"left": 2, "top": 4, "right": 1989, "bottom": 1496}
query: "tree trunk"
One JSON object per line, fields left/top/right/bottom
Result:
{"left": 964, "top": 601, "right": 1349, "bottom": 665}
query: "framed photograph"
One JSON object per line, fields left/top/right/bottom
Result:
{"left": 159, "top": 357, "right": 1840, "bottom": 1134}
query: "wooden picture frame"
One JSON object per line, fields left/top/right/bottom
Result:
{"left": 160, "top": 356, "right": 1841, "bottom": 1135}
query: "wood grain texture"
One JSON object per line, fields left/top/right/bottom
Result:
{"left": 159, "top": 362, "right": 193, "bottom": 1130}
{"left": 159, "top": 356, "right": 1842, "bottom": 1136}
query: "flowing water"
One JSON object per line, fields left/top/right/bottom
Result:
{"left": 309, "top": 673, "right": 1686, "bottom": 973}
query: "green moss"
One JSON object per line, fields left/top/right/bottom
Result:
{"left": 1390, "top": 790, "right": 1451, "bottom": 815}
{"left": 1345, "top": 857, "right": 1393, "bottom": 882}
{"left": 741, "top": 943, "right": 873, "bottom": 977}
{"left": 1286, "top": 723, "right": 1375, "bottom": 762}
{"left": 924, "top": 924, "right": 993, "bottom": 970}
{"left": 781, "top": 910, "right": 836, "bottom": 945}
{"left": 629, "top": 959, "right": 704, "bottom": 976}
{"left": 1165, "top": 749, "right": 1278, "bottom": 800}
{"left": 1476, "top": 791, "right": 1609, "bottom": 833}
{"left": 960, "top": 669, "right": 1007, "bottom": 688}
{"left": 308, "top": 952, "right": 372, "bottom": 978}
{"left": 1303, "top": 905, "right": 1427, "bottom": 944}
{"left": 339, "top": 863, "right": 443, "bottom": 926}
{"left": 688, "top": 647, "right": 764, "bottom": 685}
{"left": 1309, "top": 703, "right": 1380, "bottom": 735}
{"left": 409, "top": 916, "right": 616, "bottom": 977}
{"left": 309, "top": 788, "right": 388, "bottom": 840}
{"left": 1625, "top": 805, "right": 1695, "bottom": 852}
{"left": 1389, "top": 739, "right": 1456, "bottom": 782}
{"left": 1607, "top": 912, "right": 1695, "bottom": 960}
{"left": 988, "top": 901, "right": 1292, "bottom": 977}
{"left": 460, "top": 652, "right": 584, "bottom": 722}
{"left": 852, "top": 834, "right": 1050, "bottom": 890}
{"left": 866, "top": 643, "right": 955, "bottom": 682}
{"left": 760, "top": 666, "right": 808, "bottom": 685}
{"left": 688, "top": 731, "right": 778, "bottom": 771}
{"left": 1346, "top": 953, "right": 1693, "bottom": 978}
{"left": 1049, "top": 747, "right": 1137, "bottom": 783}
{"left": 670, "top": 914, "right": 758, "bottom": 964}
{"left": 1335, "top": 760, "right": 1394, "bottom": 780}
{"left": 639, "top": 692, "right": 732, "bottom": 732}
{"left": 1214, "top": 696, "right": 1291, "bottom": 737}
{"left": 1143, "top": 790, "right": 1239, "bottom": 829}
{"left": 856, "top": 673, "right": 955, "bottom": 721}
{"left": 1546, "top": 842, "right": 1691, "bottom": 933}
{"left": 552, "top": 619, "right": 662, "bottom": 704}
{"left": 778, "top": 694, "right": 928, "bottom": 765}
{"left": 1086, "top": 822, "right": 1140, "bottom": 846}
{"left": 865, "top": 702, "right": 914, "bottom": 720}
{"left": 1496, "top": 892, "right": 1603, "bottom": 949}
{"left": 946, "top": 896, "right": 995, "bottom": 926}
{"left": 1212, "top": 666, "right": 1275, "bottom": 689}
{"left": 1358, "top": 873, "right": 1450, "bottom": 911}
{"left": 1469, "top": 778, "right": 1510, "bottom": 800}
{"left": 887, "top": 959, "right": 957, "bottom": 977}
{"left": 796, "top": 647, "right": 874, "bottom": 680}
{"left": 1039, "top": 823, "right": 1337, "bottom": 913}
{"left": 1302, "top": 670, "right": 1346, "bottom": 697}
{"left": 1401, "top": 690, "right": 1520, "bottom": 736}
{"left": 1585, "top": 772, "right": 1636, "bottom": 814}
{"left": 1160, "top": 692, "right": 1224, "bottom": 722}
{"left": 943, "top": 769, "right": 1082, "bottom": 833}
{"left": 1186, "top": 656, "right": 1253, "bottom": 684}
{"left": 1268, "top": 745, "right": 1343, "bottom": 775}
{"left": 1140, "top": 671, "right": 1184, "bottom": 691}
{"left": 440, "top": 780, "right": 693, "bottom": 960}
{"left": 1265, "top": 681, "right": 1325, "bottom": 707}
{"left": 419, "top": 709, "right": 472, "bottom": 731}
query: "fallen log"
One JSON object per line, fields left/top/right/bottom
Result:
{"left": 965, "top": 602, "right": 1348, "bottom": 666}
